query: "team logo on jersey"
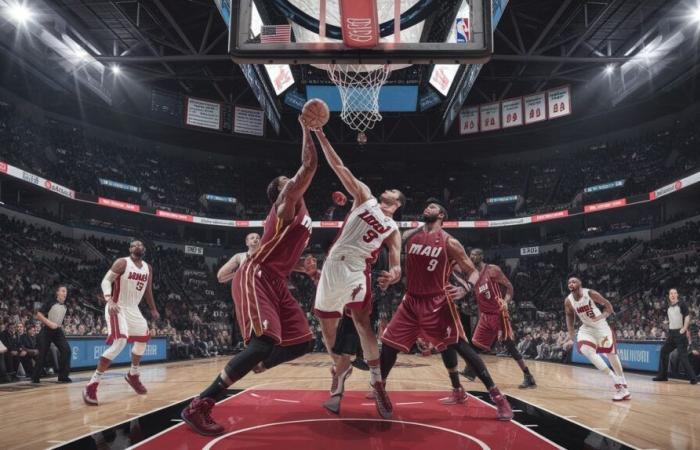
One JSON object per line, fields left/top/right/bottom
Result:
{"left": 127, "top": 272, "right": 148, "bottom": 282}
{"left": 358, "top": 210, "right": 392, "bottom": 234}
{"left": 351, "top": 284, "right": 364, "bottom": 300}
{"left": 445, "top": 326, "right": 452, "bottom": 338}
{"left": 478, "top": 283, "right": 489, "bottom": 294}
{"left": 407, "top": 244, "right": 443, "bottom": 257}
{"left": 262, "top": 319, "right": 269, "bottom": 330}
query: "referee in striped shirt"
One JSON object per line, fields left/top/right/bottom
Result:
{"left": 32, "top": 285, "right": 72, "bottom": 383}
{"left": 653, "top": 288, "right": 698, "bottom": 384}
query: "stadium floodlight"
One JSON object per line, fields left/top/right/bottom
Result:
{"left": 604, "top": 64, "right": 615, "bottom": 75}
{"left": 111, "top": 65, "right": 121, "bottom": 75}
{"left": 691, "top": 4, "right": 700, "bottom": 23}
{"left": 6, "top": 2, "right": 33, "bottom": 24}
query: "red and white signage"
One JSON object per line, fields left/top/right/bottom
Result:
{"left": 524, "top": 92, "right": 547, "bottom": 124}
{"left": 430, "top": 64, "right": 460, "bottom": 97}
{"left": 547, "top": 86, "right": 571, "bottom": 119}
{"left": 0, "top": 161, "right": 7, "bottom": 173}
{"left": 320, "top": 221, "right": 343, "bottom": 228}
{"left": 339, "top": 0, "right": 379, "bottom": 48}
{"left": 264, "top": 64, "right": 295, "bottom": 95}
{"left": 584, "top": 198, "right": 626, "bottom": 213}
{"left": 532, "top": 210, "right": 569, "bottom": 223}
{"left": 459, "top": 107, "right": 479, "bottom": 135}
{"left": 480, "top": 102, "right": 501, "bottom": 132}
{"left": 98, "top": 197, "right": 140, "bottom": 212}
{"left": 501, "top": 97, "right": 523, "bottom": 128}
{"left": 156, "top": 209, "right": 193, "bottom": 222}
{"left": 185, "top": 97, "right": 222, "bottom": 130}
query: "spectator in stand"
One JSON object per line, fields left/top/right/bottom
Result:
{"left": 0, "top": 322, "right": 20, "bottom": 379}
{"left": 16, "top": 322, "right": 38, "bottom": 376}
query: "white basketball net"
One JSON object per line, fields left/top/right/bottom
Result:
{"left": 326, "top": 64, "right": 392, "bottom": 141}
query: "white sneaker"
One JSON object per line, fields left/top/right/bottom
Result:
{"left": 612, "top": 384, "right": 631, "bottom": 401}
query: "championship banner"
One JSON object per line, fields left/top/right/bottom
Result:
{"left": 156, "top": 209, "right": 193, "bottom": 222}
{"left": 185, "top": 97, "right": 222, "bottom": 130}
{"left": 524, "top": 92, "right": 547, "bottom": 124}
{"left": 98, "top": 197, "right": 140, "bottom": 212}
{"left": 584, "top": 198, "right": 626, "bottom": 213}
{"left": 501, "top": 97, "right": 523, "bottom": 128}
{"left": 233, "top": 106, "right": 265, "bottom": 136}
{"left": 480, "top": 102, "right": 501, "bottom": 132}
{"left": 184, "top": 245, "right": 204, "bottom": 255}
{"left": 547, "top": 85, "right": 571, "bottom": 119}
{"left": 584, "top": 179, "right": 625, "bottom": 193}
{"left": 459, "top": 107, "right": 479, "bottom": 135}
{"left": 99, "top": 178, "right": 141, "bottom": 193}
{"left": 486, "top": 195, "right": 518, "bottom": 204}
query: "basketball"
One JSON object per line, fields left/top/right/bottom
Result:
{"left": 301, "top": 98, "right": 330, "bottom": 130}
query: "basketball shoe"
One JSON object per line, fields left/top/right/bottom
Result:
{"left": 489, "top": 387, "right": 514, "bottom": 420}
{"left": 82, "top": 382, "right": 99, "bottom": 405}
{"left": 372, "top": 381, "right": 393, "bottom": 419}
{"left": 440, "top": 386, "right": 467, "bottom": 405}
{"left": 181, "top": 397, "right": 225, "bottom": 436}
{"left": 125, "top": 373, "right": 147, "bottom": 394}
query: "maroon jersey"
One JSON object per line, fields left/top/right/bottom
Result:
{"left": 251, "top": 202, "right": 313, "bottom": 278}
{"left": 474, "top": 264, "right": 505, "bottom": 315}
{"left": 405, "top": 227, "right": 451, "bottom": 297}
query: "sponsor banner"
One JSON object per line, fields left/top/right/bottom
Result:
{"left": 430, "top": 64, "right": 460, "bottom": 97}
{"left": 520, "top": 246, "right": 539, "bottom": 256}
{"left": 284, "top": 90, "right": 306, "bottom": 111}
{"left": 531, "top": 210, "right": 569, "bottom": 223}
{"left": 443, "top": 221, "right": 459, "bottom": 228}
{"left": 0, "top": 161, "right": 7, "bottom": 173}
{"left": 487, "top": 217, "right": 532, "bottom": 228}
{"left": 486, "top": 195, "right": 518, "bottom": 204}
{"left": 43, "top": 180, "right": 75, "bottom": 199}
{"left": 398, "top": 221, "right": 421, "bottom": 228}
{"left": 205, "top": 194, "right": 237, "bottom": 204}
{"left": 458, "top": 221, "right": 475, "bottom": 228}
{"left": 501, "top": 97, "right": 523, "bottom": 128}
{"left": 98, "top": 197, "right": 140, "bottom": 212}
{"left": 156, "top": 210, "right": 193, "bottom": 222}
{"left": 584, "top": 198, "right": 627, "bottom": 213}
{"left": 479, "top": 102, "right": 501, "bottom": 132}
{"left": 584, "top": 179, "right": 624, "bottom": 193}
{"left": 547, "top": 85, "right": 571, "bottom": 119}
{"left": 70, "top": 337, "right": 166, "bottom": 369}
{"left": 192, "top": 216, "right": 237, "bottom": 227}
{"left": 572, "top": 340, "right": 662, "bottom": 372}
{"left": 99, "top": 178, "right": 141, "bottom": 193}
{"left": 233, "top": 106, "right": 265, "bottom": 136}
{"left": 419, "top": 90, "right": 442, "bottom": 111}
{"left": 319, "top": 221, "right": 343, "bottom": 228}
{"left": 524, "top": 92, "right": 547, "bottom": 124}
{"left": 184, "top": 245, "right": 204, "bottom": 255}
{"left": 264, "top": 64, "right": 295, "bottom": 95}
{"left": 475, "top": 221, "right": 490, "bottom": 228}
{"left": 459, "top": 107, "right": 479, "bottom": 135}
{"left": 185, "top": 97, "right": 222, "bottom": 130}
{"left": 3, "top": 163, "right": 75, "bottom": 199}
{"left": 647, "top": 170, "right": 699, "bottom": 200}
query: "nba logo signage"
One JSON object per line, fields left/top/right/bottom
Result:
{"left": 456, "top": 18, "right": 470, "bottom": 43}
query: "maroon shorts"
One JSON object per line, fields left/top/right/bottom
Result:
{"left": 471, "top": 312, "right": 514, "bottom": 351}
{"left": 232, "top": 262, "right": 313, "bottom": 346}
{"left": 381, "top": 293, "right": 465, "bottom": 353}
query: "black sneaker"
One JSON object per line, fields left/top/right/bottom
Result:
{"left": 652, "top": 376, "right": 668, "bottom": 382}
{"left": 518, "top": 373, "right": 537, "bottom": 389}
{"left": 57, "top": 377, "right": 73, "bottom": 383}
{"left": 461, "top": 367, "right": 476, "bottom": 382}
{"left": 691, "top": 379, "right": 698, "bottom": 385}
{"left": 30, "top": 378, "right": 40, "bottom": 384}
{"left": 351, "top": 359, "right": 369, "bottom": 371}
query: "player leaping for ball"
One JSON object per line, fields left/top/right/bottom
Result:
{"left": 312, "top": 128, "right": 403, "bottom": 419}
{"left": 564, "top": 277, "right": 630, "bottom": 401}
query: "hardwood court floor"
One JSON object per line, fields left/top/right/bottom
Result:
{"left": 0, "top": 354, "right": 698, "bottom": 450}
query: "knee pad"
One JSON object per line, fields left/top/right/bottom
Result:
{"left": 131, "top": 341, "right": 147, "bottom": 356}
{"left": 102, "top": 338, "right": 127, "bottom": 360}
{"left": 441, "top": 347, "right": 458, "bottom": 370}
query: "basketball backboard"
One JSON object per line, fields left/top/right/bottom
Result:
{"left": 229, "top": 0, "right": 493, "bottom": 65}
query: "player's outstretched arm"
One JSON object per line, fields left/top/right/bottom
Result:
{"left": 589, "top": 290, "right": 613, "bottom": 320}
{"left": 313, "top": 128, "right": 371, "bottom": 205}
{"left": 144, "top": 263, "right": 159, "bottom": 320}
{"left": 491, "top": 266, "right": 514, "bottom": 304}
{"left": 277, "top": 117, "right": 318, "bottom": 219}
{"left": 217, "top": 254, "right": 242, "bottom": 283}
{"left": 377, "top": 230, "right": 402, "bottom": 290}
{"left": 445, "top": 237, "right": 479, "bottom": 288}
{"left": 101, "top": 258, "right": 127, "bottom": 315}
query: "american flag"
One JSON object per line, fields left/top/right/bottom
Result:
{"left": 260, "top": 25, "right": 291, "bottom": 43}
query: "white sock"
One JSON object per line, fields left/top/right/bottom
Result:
{"left": 89, "top": 370, "right": 103, "bottom": 385}
{"left": 580, "top": 345, "right": 614, "bottom": 376}
{"left": 129, "top": 365, "right": 139, "bottom": 376}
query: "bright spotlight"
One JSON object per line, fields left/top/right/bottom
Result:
{"left": 111, "top": 65, "right": 121, "bottom": 75}
{"left": 691, "top": 5, "right": 700, "bottom": 23}
{"left": 604, "top": 64, "right": 615, "bottom": 75}
{"left": 6, "top": 3, "right": 33, "bottom": 24}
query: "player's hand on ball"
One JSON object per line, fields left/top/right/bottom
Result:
{"left": 298, "top": 114, "right": 309, "bottom": 129}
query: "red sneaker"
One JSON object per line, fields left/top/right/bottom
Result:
{"left": 372, "top": 381, "right": 393, "bottom": 419}
{"left": 489, "top": 387, "right": 513, "bottom": 421}
{"left": 83, "top": 382, "right": 99, "bottom": 406}
{"left": 125, "top": 373, "right": 147, "bottom": 394}
{"left": 440, "top": 387, "right": 467, "bottom": 405}
{"left": 181, "top": 397, "right": 225, "bottom": 436}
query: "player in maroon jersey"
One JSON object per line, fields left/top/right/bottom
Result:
{"left": 380, "top": 200, "right": 514, "bottom": 420}
{"left": 461, "top": 249, "right": 536, "bottom": 389}
{"left": 181, "top": 116, "right": 318, "bottom": 436}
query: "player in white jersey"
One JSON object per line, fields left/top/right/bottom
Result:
{"left": 83, "top": 240, "right": 159, "bottom": 405}
{"left": 563, "top": 277, "right": 630, "bottom": 401}
{"left": 312, "top": 129, "right": 402, "bottom": 419}
{"left": 216, "top": 233, "right": 261, "bottom": 283}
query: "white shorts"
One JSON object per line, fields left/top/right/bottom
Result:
{"left": 577, "top": 323, "right": 616, "bottom": 354}
{"left": 105, "top": 306, "right": 149, "bottom": 344}
{"left": 313, "top": 255, "right": 371, "bottom": 318}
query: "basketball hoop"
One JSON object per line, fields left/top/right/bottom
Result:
{"left": 324, "top": 63, "right": 392, "bottom": 143}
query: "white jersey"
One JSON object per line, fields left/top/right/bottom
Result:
{"left": 567, "top": 288, "right": 606, "bottom": 328}
{"left": 114, "top": 257, "right": 150, "bottom": 308}
{"left": 330, "top": 197, "right": 398, "bottom": 262}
